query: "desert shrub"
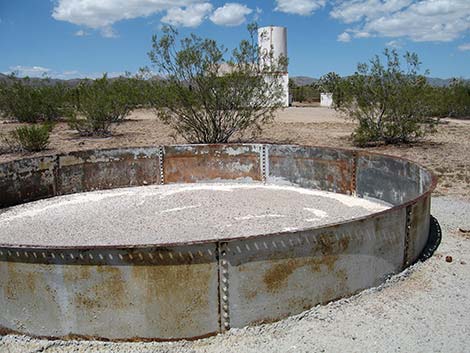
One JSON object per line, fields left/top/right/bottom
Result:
{"left": 0, "top": 77, "right": 68, "bottom": 123}
{"left": 147, "top": 23, "right": 286, "bottom": 143}
{"left": 7, "top": 123, "right": 54, "bottom": 152}
{"left": 68, "top": 75, "right": 142, "bottom": 136}
{"left": 436, "top": 80, "right": 470, "bottom": 118}
{"left": 336, "top": 49, "right": 437, "bottom": 146}
{"left": 289, "top": 80, "right": 320, "bottom": 103}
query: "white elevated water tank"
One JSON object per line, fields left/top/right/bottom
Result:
{"left": 258, "top": 26, "right": 289, "bottom": 107}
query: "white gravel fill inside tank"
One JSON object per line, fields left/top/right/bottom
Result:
{"left": 0, "top": 183, "right": 391, "bottom": 247}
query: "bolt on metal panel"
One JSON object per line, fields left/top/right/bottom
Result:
{"left": 223, "top": 207, "right": 406, "bottom": 329}
{"left": 0, "top": 243, "right": 219, "bottom": 340}
{"left": 0, "top": 144, "right": 437, "bottom": 341}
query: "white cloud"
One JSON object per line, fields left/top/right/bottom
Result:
{"left": 210, "top": 3, "right": 252, "bottom": 26}
{"left": 3, "top": 66, "right": 127, "bottom": 79}
{"left": 458, "top": 43, "right": 470, "bottom": 51}
{"left": 386, "top": 39, "right": 403, "bottom": 48}
{"left": 8, "top": 66, "right": 51, "bottom": 77}
{"left": 330, "top": 0, "right": 470, "bottom": 42}
{"left": 100, "top": 26, "right": 118, "bottom": 38}
{"left": 254, "top": 7, "right": 262, "bottom": 21}
{"left": 52, "top": 0, "right": 207, "bottom": 36}
{"left": 275, "top": 0, "right": 326, "bottom": 16}
{"left": 162, "top": 3, "right": 213, "bottom": 27}
{"left": 337, "top": 32, "right": 351, "bottom": 42}
{"left": 74, "top": 29, "right": 89, "bottom": 36}
{"left": 330, "top": 0, "right": 413, "bottom": 24}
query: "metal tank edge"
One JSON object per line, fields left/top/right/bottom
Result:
{"left": 0, "top": 144, "right": 437, "bottom": 340}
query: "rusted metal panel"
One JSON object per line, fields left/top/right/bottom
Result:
{"left": 57, "top": 147, "right": 160, "bottom": 195}
{"left": 0, "top": 156, "right": 57, "bottom": 208}
{"left": 405, "top": 195, "right": 431, "bottom": 266}
{"left": 0, "top": 243, "right": 219, "bottom": 340}
{"left": 224, "top": 208, "right": 406, "bottom": 329}
{"left": 356, "top": 153, "right": 421, "bottom": 205}
{"left": 0, "top": 144, "right": 437, "bottom": 341}
{"left": 267, "top": 145, "right": 355, "bottom": 194}
{"left": 163, "top": 145, "right": 262, "bottom": 184}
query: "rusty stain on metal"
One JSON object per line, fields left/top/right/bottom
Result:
{"left": 164, "top": 145, "right": 262, "bottom": 184}
{"left": 0, "top": 144, "right": 437, "bottom": 341}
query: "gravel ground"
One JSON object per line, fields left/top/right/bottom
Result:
{"left": 0, "top": 183, "right": 389, "bottom": 247}
{"left": 1, "top": 196, "right": 469, "bottom": 352}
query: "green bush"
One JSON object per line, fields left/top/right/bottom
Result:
{"left": 289, "top": 80, "right": 320, "bottom": 103}
{"left": 431, "top": 80, "right": 470, "bottom": 118}
{"left": 334, "top": 50, "right": 437, "bottom": 146}
{"left": 8, "top": 123, "right": 53, "bottom": 152}
{"left": 68, "top": 75, "right": 143, "bottom": 136}
{"left": 147, "top": 23, "right": 286, "bottom": 143}
{"left": 0, "top": 77, "right": 68, "bottom": 123}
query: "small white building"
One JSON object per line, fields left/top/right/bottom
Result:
{"left": 320, "top": 93, "right": 334, "bottom": 108}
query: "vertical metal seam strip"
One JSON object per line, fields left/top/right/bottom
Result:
{"left": 53, "top": 155, "right": 60, "bottom": 196}
{"left": 261, "top": 144, "right": 269, "bottom": 184}
{"left": 158, "top": 146, "right": 165, "bottom": 185}
{"left": 217, "top": 241, "right": 230, "bottom": 331}
{"left": 260, "top": 145, "right": 266, "bottom": 183}
{"left": 351, "top": 151, "right": 357, "bottom": 196}
{"left": 403, "top": 205, "right": 412, "bottom": 268}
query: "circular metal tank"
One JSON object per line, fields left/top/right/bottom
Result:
{"left": 0, "top": 144, "right": 436, "bottom": 341}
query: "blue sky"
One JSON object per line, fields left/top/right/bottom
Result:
{"left": 1, "top": 0, "right": 469, "bottom": 79}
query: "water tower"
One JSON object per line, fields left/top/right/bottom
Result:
{"left": 258, "top": 26, "right": 289, "bottom": 107}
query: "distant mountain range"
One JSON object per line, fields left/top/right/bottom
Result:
{"left": 290, "top": 76, "right": 318, "bottom": 86}
{"left": 0, "top": 73, "right": 86, "bottom": 87}
{"left": 0, "top": 72, "right": 467, "bottom": 88}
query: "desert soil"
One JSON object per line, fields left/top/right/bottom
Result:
{"left": 0, "top": 107, "right": 469, "bottom": 352}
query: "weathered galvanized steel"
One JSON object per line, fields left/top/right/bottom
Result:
{"left": 0, "top": 144, "right": 437, "bottom": 341}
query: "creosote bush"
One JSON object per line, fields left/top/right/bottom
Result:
{"left": 428, "top": 79, "right": 470, "bottom": 118}
{"left": 7, "top": 123, "right": 54, "bottom": 152}
{"left": 0, "top": 76, "right": 68, "bottom": 123}
{"left": 335, "top": 49, "right": 438, "bottom": 146}
{"left": 289, "top": 79, "right": 320, "bottom": 103}
{"left": 148, "top": 23, "right": 286, "bottom": 143}
{"left": 68, "top": 75, "right": 144, "bottom": 136}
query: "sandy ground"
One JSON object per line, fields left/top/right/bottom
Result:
{"left": 0, "top": 183, "right": 388, "bottom": 247}
{"left": 0, "top": 196, "right": 469, "bottom": 353}
{"left": 0, "top": 107, "right": 469, "bottom": 352}
{"left": 1, "top": 107, "right": 469, "bottom": 198}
